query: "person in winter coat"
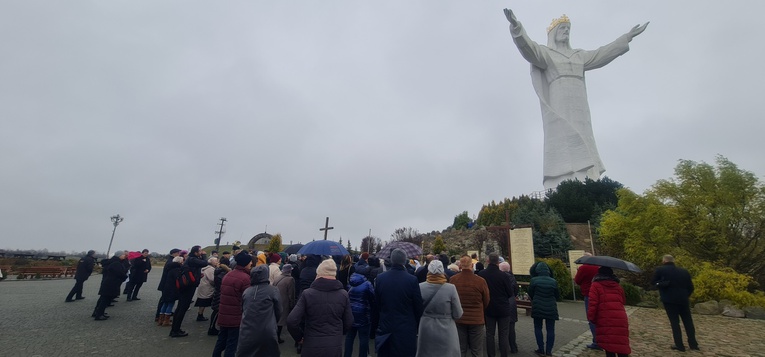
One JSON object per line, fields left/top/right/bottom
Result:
{"left": 237, "top": 264, "right": 282, "bottom": 357}
{"left": 273, "top": 263, "right": 296, "bottom": 344}
{"left": 353, "top": 252, "right": 371, "bottom": 281}
{"left": 66, "top": 250, "right": 96, "bottom": 302}
{"left": 195, "top": 257, "right": 218, "bottom": 321}
{"left": 498, "top": 261, "right": 520, "bottom": 353}
{"left": 651, "top": 254, "right": 698, "bottom": 352}
{"left": 575, "top": 258, "right": 602, "bottom": 350}
{"left": 213, "top": 252, "right": 253, "bottom": 356}
{"left": 125, "top": 249, "right": 152, "bottom": 301}
{"left": 528, "top": 261, "right": 560, "bottom": 356}
{"left": 158, "top": 256, "right": 184, "bottom": 326}
{"left": 298, "top": 254, "right": 321, "bottom": 297}
{"left": 155, "top": 248, "right": 181, "bottom": 322}
{"left": 416, "top": 260, "right": 463, "bottom": 357}
{"left": 268, "top": 253, "right": 282, "bottom": 284}
{"left": 451, "top": 255, "right": 490, "bottom": 357}
{"left": 588, "top": 266, "right": 630, "bottom": 357}
{"left": 92, "top": 251, "right": 128, "bottom": 320}
{"left": 478, "top": 253, "right": 517, "bottom": 357}
{"left": 208, "top": 256, "right": 231, "bottom": 336}
{"left": 415, "top": 255, "right": 434, "bottom": 283}
{"left": 336, "top": 254, "right": 353, "bottom": 289}
{"left": 287, "top": 258, "right": 354, "bottom": 357}
{"left": 344, "top": 272, "right": 375, "bottom": 357}
{"left": 170, "top": 245, "right": 209, "bottom": 337}
{"left": 366, "top": 255, "right": 383, "bottom": 285}
{"left": 373, "top": 249, "right": 424, "bottom": 357}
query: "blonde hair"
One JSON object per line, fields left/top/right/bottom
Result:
{"left": 459, "top": 255, "right": 473, "bottom": 270}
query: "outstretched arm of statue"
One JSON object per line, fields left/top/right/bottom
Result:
{"left": 583, "top": 22, "right": 648, "bottom": 71}
{"left": 627, "top": 22, "right": 649, "bottom": 41}
{"left": 504, "top": 8, "right": 548, "bottom": 69}
{"left": 504, "top": 8, "right": 520, "bottom": 29}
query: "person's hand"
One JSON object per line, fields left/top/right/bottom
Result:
{"left": 504, "top": 8, "right": 519, "bottom": 27}
{"left": 628, "top": 22, "right": 649, "bottom": 38}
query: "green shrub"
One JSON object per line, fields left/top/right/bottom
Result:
{"left": 691, "top": 262, "right": 765, "bottom": 308}
{"left": 539, "top": 258, "right": 572, "bottom": 301}
{"left": 620, "top": 281, "right": 642, "bottom": 306}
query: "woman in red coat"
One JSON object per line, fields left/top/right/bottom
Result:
{"left": 587, "top": 266, "right": 631, "bottom": 357}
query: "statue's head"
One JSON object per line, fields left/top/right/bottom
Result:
{"left": 546, "top": 14, "right": 571, "bottom": 50}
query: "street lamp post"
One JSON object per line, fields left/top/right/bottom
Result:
{"left": 106, "top": 214, "right": 124, "bottom": 258}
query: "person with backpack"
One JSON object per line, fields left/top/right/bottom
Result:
{"left": 170, "top": 245, "right": 208, "bottom": 338}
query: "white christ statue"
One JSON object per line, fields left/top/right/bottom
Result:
{"left": 504, "top": 9, "right": 648, "bottom": 190}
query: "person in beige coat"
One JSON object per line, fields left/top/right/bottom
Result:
{"left": 273, "top": 263, "right": 296, "bottom": 344}
{"left": 416, "top": 260, "right": 464, "bottom": 357}
{"left": 194, "top": 257, "right": 218, "bottom": 321}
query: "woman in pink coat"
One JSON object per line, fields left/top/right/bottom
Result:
{"left": 587, "top": 266, "right": 630, "bottom": 357}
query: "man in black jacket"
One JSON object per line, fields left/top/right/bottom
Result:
{"left": 66, "top": 250, "right": 96, "bottom": 302}
{"left": 125, "top": 249, "right": 152, "bottom": 301}
{"left": 651, "top": 255, "right": 699, "bottom": 352}
{"left": 478, "top": 252, "right": 516, "bottom": 357}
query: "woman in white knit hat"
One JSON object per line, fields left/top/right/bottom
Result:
{"left": 416, "top": 260, "right": 463, "bottom": 357}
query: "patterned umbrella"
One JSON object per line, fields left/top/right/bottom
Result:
{"left": 376, "top": 241, "right": 423, "bottom": 259}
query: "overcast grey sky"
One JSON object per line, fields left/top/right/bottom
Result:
{"left": 2, "top": 1, "right": 763, "bottom": 254}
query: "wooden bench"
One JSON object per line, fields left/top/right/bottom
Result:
{"left": 16, "top": 267, "right": 68, "bottom": 279}
{"left": 516, "top": 299, "right": 532, "bottom": 316}
{"left": 0, "top": 265, "right": 12, "bottom": 278}
{"left": 64, "top": 267, "right": 77, "bottom": 277}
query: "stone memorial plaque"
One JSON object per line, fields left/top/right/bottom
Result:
{"left": 509, "top": 227, "right": 535, "bottom": 275}
{"left": 568, "top": 250, "right": 586, "bottom": 279}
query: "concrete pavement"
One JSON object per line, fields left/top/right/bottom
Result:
{"left": 0, "top": 269, "right": 594, "bottom": 357}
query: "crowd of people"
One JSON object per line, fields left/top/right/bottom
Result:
{"left": 64, "top": 245, "right": 698, "bottom": 357}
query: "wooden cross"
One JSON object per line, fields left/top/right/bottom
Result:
{"left": 319, "top": 217, "right": 334, "bottom": 240}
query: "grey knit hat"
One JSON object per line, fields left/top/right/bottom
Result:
{"left": 391, "top": 248, "right": 407, "bottom": 266}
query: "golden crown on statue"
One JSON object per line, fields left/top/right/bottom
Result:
{"left": 547, "top": 14, "right": 570, "bottom": 33}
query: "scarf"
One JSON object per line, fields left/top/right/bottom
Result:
{"left": 426, "top": 273, "right": 447, "bottom": 284}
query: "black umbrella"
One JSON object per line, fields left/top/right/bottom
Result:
{"left": 574, "top": 255, "right": 643, "bottom": 273}
{"left": 283, "top": 244, "right": 304, "bottom": 255}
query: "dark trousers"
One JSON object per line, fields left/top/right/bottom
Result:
{"left": 457, "top": 323, "right": 486, "bottom": 357}
{"left": 605, "top": 352, "right": 628, "bottom": 357}
{"left": 66, "top": 279, "right": 85, "bottom": 301}
{"left": 125, "top": 280, "right": 144, "bottom": 299}
{"left": 485, "top": 315, "right": 510, "bottom": 357}
{"left": 344, "top": 324, "right": 370, "bottom": 357}
{"left": 93, "top": 294, "right": 115, "bottom": 317}
{"left": 209, "top": 309, "right": 219, "bottom": 332}
{"left": 533, "top": 318, "right": 556, "bottom": 355}
{"left": 509, "top": 321, "right": 517, "bottom": 353}
{"left": 171, "top": 288, "right": 195, "bottom": 332}
{"left": 212, "top": 326, "right": 240, "bottom": 357}
{"left": 664, "top": 302, "right": 698, "bottom": 349}
{"left": 585, "top": 296, "right": 597, "bottom": 345}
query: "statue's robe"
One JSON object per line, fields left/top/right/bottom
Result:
{"left": 510, "top": 24, "right": 632, "bottom": 190}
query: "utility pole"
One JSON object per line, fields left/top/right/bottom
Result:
{"left": 106, "top": 214, "right": 124, "bottom": 258}
{"left": 215, "top": 217, "right": 227, "bottom": 253}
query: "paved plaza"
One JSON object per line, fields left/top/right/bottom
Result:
{"left": 0, "top": 269, "right": 594, "bottom": 357}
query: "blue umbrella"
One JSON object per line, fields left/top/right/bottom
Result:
{"left": 297, "top": 240, "right": 349, "bottom": 256}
